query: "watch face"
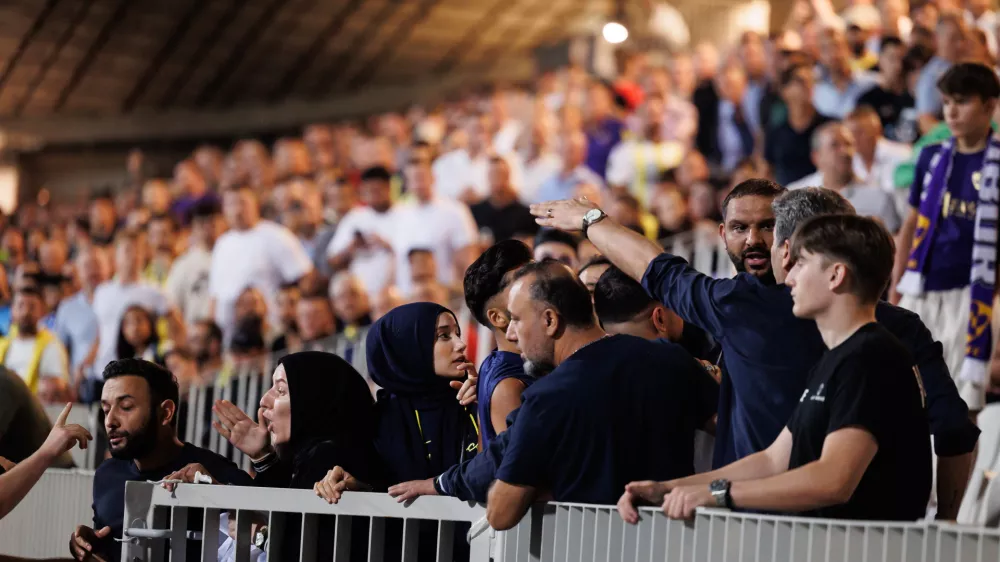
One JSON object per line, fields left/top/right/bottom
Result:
{"left": 585, "top": 208, "right": 603, "bottom": 222}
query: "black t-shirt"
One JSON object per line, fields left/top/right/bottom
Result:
{"left": 92, "top": 443, "right": 253, "bottom": 562}
{"left": 856, "top": 86, "right": 918, "bottom": 144}
{"left": 764, "top": 112, "right": 833, "bottom": 186}
{"left": 786, "top": 323, "right": 931, "bottom": 521}
{"left": 470, "top": 199, "right": 539, "bottom": 243}
{"left": 495, "top": 335, "right": 717, "bottom": 503}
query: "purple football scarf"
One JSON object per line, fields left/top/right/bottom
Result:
{"left": 897, "top": 136, "right": 1000, "bottom": 386}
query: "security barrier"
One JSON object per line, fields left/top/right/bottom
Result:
{"left": 0, "top": 469, "right": 94, "bottom": 558}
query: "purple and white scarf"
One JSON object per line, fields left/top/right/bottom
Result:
{"left": 897, "top": 135, "right": 1000, "bottom": 386}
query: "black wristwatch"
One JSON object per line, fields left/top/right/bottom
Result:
{"left": 582, "top": 208, "right": 607, "bottom": 237}
{"left": 709, "top": 479, "right": 733, "bottom": 509}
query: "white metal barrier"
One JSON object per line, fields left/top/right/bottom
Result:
{"left": 0, "top": 469, "right": 94, "bottom": 558}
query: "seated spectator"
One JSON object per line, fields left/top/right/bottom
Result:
{"left": 813, "top": 28, "right": 877, "bottom": 119}
{"left": 789, "top": 122, "right": 901, "bottom": 233}
{"left": 295, "top": 292, "right": 336, "bottom": 349}
{"left": 620, "top": 215, "right": 931, "bottom": 522}
{"left": 227, "top": 316, "right": 268, "bottom": 378}
{"left": 171, "top": 160, "right": 220, "bottom": 226}
{"left": 462, "top": 240, "right": 535, "bottom": 450}
{"left": 188, "top": 319, "right": 224, "bottom": 376}
{"left": 407, "top": 248, "right": 437, "bottom": 286}
{"left": 433, "top": 113, "right": 523, "bottom": 205}
{"left": 0, "top": 287, "right": 69, "bottom": 396}
{"left": 535, "top": 130, "right": 606, "bottom": 203}
{"left": 144, "top": 215, "right": 177, "bottom": 288}
{"left": 141, "top": 180, "right": 172, "bottom": 219}
{"left": 270, "top": 283, "right": 301, "bottom": 353}
{"left": 0, "top": 365, "right": 73, "bottom": 469}
{"left": 0, "top": 402, "right": 90, "bottom": 521}
{"left": 606, "top": 94, "right": 685, "bottom": 207}
{"left": 329, "top": 272, "right": 372, "bottom": 339}
{"left": 846, "top": 106, "right": 914, "bottom": 197}
{"left": 38, "top": 239, "right": 68, "bottom": 279}
{"left": 577, "top": 255, "right": 611, "bottom": 295}
{"left": 533, "top": 228, "right": 580, "bottom": 269}
{"left": 470, "top": 156, "right": 538, "bottom": 245}
{"left": 56, "top": 245, "right": 107, "bottom": 401}
{"left": 88, "top": 193, "right": 118, "bottom": 247}
{"left": 856, "top": 36, "right": 919, "bottom": 143}
{"left": 116, "top": 305, "right": 169, "bottom": 365}
{"left": 371, "top": 285, "right": 403, "bottom": 321}
{"left": 165, "top": 200, "right": 222, "bottom": 328}
{"left": 69, "top": 359, "right": 251, "bottom": 562}
{"left": 765, "top": 62, "right": 833, "bottom": 186}
{"left": 485, "top": 261, "right": 717, "bottom": 530}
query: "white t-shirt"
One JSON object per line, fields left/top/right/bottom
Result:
{"left": 209, "top": 220, "right": 313, "bottom": 337}
{"left": 432, "top": 149, "right": 525, "bottom": 201}
{"left": 392, "top": 198, "right": 478, "bottom": 294}
{"left": 92, "top": 280, "right": 172, "bottom": 376}
{"left": 325, "top": 206, "right": 400, "bottom": 298}
{"left": 164, "top": 246, "right": 213, "bottom": 327}
{"left": 5, "top": 336, "right": 69, "bottom": 383}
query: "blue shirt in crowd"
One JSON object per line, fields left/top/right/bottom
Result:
{"left": 586, "top": 118, "right": 625, "bottom": 178}
{"left": 54, "top": 291, "right": 100, "bottom": 372}
{"left": 92, "top": 443, "right": 252, "bottom": 562}
{"left": 641, "top": 253, "right": 979, "bottom": 468}
{"left": 908, "top": 142, "right": 981, "bottom": 292}
{"left": 476, "top": 350, "right": 534, "bottom": 451}
{"left": 494, "top": 335, "right": 717, "bottom": 504}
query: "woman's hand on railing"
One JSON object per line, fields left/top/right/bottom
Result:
{"left": 617, "top": 480, "right": 671, "bottom": 524}
{"left": 212, "top": 400, "right": 272, "bottom": 460}
{"left": 388, "top": 478, "right": 438, "bottom": 503}
{"left": 313, "top": 466, "right": 372, "bottom": 504}
{"left": 450, "top": 363, "right": 478, "bottom": 406}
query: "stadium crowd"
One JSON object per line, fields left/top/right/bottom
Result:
{"left": 1, "top": 0, "right": 1000, "bottom": 558}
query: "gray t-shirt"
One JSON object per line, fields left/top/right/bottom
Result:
{"left": 0, "top": 367, "right": 72, "bottom": 467}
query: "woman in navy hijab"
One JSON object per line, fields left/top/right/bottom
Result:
{"left": 366, "top": 302, "right": 480, "bottom": 484}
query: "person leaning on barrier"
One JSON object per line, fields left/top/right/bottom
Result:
{"left": 484, "top": 261, "right": 717, "bottom": 530}
{"left": 70, "top": 359, "right": 251, "bottom": 562}
{"left": 0, "top": 403, "right": 91, "bottom": 521}
{"left": 620, "top": 215, "right": 932, "bottom": 522}
{"left": 535, "top": 186, "right": 978, "bottom": 520}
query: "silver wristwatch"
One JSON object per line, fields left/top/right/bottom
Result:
{"left": 582, "top": 208, "right": 607, "bottom": 236}
{"left": 709, "top": 479, "right": 732, "bottom": 508}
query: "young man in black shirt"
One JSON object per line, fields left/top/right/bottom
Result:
{"left": 469, "top": 155, "right": 538, "bottom": 244}
{"left": 69, "top": 359, "right": 251, "bottom": 562}
{"left": 856, "top": 36, "right": 917, "bottom": 143}
{"left": 620, "top": 214, "right": 931, "bottom": 522}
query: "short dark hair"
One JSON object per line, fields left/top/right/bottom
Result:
{"left": 592, "top": 266, "right": 656, "bottom": 325}
{"left": 190, "top": 199, "right": 222, "bottom": 220}
{"left": 407, "top": 247, "right": 434, "bottom": 261}
{"left": 879, "top": 36, "right": 903, "bottom": 53}
{"left": 360, "top": 166, "right": 392, "bottom": 183}
{"left": 938, "top": 62, "right": 1000, "bottom": 100}
{"left": 779, "top": 62, "right": 810, "bottom": 87}
{"left": 464, "top": 240, "right": 533, "bottom": 327}
{"left": 102, "top": 358, "right": 180, "bottom": 424}
{"left": 772, "top": 187, "right": 856, "bottom": 245}
{"left": 577, "top": 255, "right": 611, "bottom": 276}
{"left": 510, "top": 260, "right": 596, "bottom": 328}
{"left": 722, "top": 178, "right": 786, "bottom": 219}
{"left": 789, "top": 214, "right": 895, "bottom": 304}
{"left": 230, "top": 316, "right": 265, "bottom": 353}
{"left": 533, "top": 228, "right": 580, "bottom": 252}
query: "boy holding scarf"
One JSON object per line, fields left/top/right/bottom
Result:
{"left": 892, "top": 62, "right": 1000, "bottom": 412}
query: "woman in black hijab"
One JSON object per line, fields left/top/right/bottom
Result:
{"left": 211, "top": 350, "right": 381, "bottom": 489}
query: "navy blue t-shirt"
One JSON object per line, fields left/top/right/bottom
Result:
{"left": 494, "top": 335, "right": 717, "bottom": 503}
{"left": 476, "top": 350, "right": 534, "bottom": 450}
{"left": 92, "top": 443, "right": 252, "bottom": 562}
{"left": 908, "top": 143, "right": 982, "bottom": 291}
{"left": 641, "top": 253, "right": 978, "bottom": 468}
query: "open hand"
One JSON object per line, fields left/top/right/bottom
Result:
{"left": 450, "top": 363, "right": 478, "bottom": 406}
{"left": 213, "top": 400, "right": 271, "bottom": 459}
{"left": 40, "top": 403, "right": 93, "bottom": 461}
{"left": 529, "top": 197, "right": 599, "bottom": 232}
{"left": 617, "top": 480, "right": 671, "bottom": 524}
{"left": 388, "top": 478, "right": 438, "bottom": 503}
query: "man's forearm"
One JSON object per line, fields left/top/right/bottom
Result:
{"left": 667, "top": 449, "right": 783, "bottom": 489}
{"left": 729, "top": 460, "right": 856, "bottom": 513}
{"left": 586, "top": 220, "right": 664, "bottom": 283}
{"left": 936, "top": 452, "right": 974, "bottom": 520}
